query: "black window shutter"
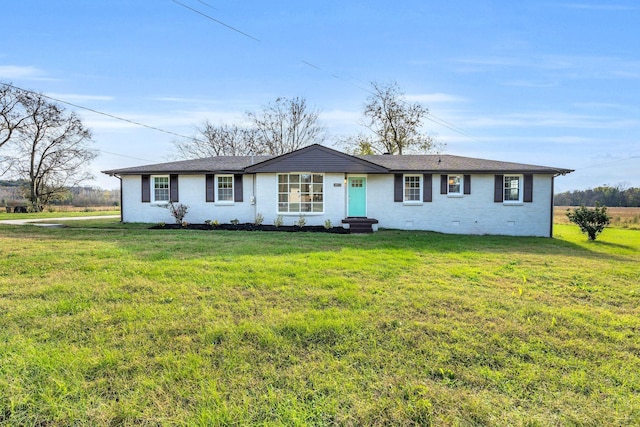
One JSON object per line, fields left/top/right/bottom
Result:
{"left": 234, "top": 174, "right": 243, "bottom": 202}
{"left": 170, "top": 174, "right": 179, "bottom": 202}
{"left": 524, "top": 174, "right": 533, "bottom": 202}
{"left": 440, "top": 175, "right": 448, "bottom": 195}
{"left": 423, "top": 174, "right": 432, "bottom": 202}
{"left": 494, "top": 175, "right": 504, "bottom": 202}
{"left": 394, "top": 174, "right": 403, "bottom": 202}
{"left": 206, "top": 174, "right": 215, "bottom": 202}
{"left": 464, "top": 175, "right": 471, "bottom": 194}
{"left": 141, "top": 175, "right": 150, "bottom": 203}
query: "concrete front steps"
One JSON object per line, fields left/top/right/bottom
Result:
{"left": 341, "top": 217, "right": 379, "bottom": 234}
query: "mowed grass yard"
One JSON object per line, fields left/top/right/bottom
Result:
{"left": 0, "top": 218, "right": 638, "bottom": 426}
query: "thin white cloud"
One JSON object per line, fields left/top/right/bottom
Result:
{"left": 487, "top": 135, "right": 594, "bottom": 145}
{"left": 0, "top": 65, "right": 48, "bottom": 79}
{"left": 81, "top": 109, "right": 248, "bottom": 132}
{"left": 453, "top": 55, "right": 640, "bottom": 80}
{"left": 433, "top": 108, "right": 639, "bottom": 133}
{"left": 319, "top": 109, "right": 361, "bottom": 134}
{"left": 82, "top": 118, "right": 139, "bottom": 131}
{"left": 454, "top": 57, "right": 530, "bottom": 68}
{"left": 406, "top": 93, "right": 468, "bottom": 103}
{"left": 46, "top": 93, "right": 114, "bottom": 102}
{"left": 320, "top": 109, "right": 360, "bottom": 123}
{"left": 152, "top": 97, "right": 222, "bottom": 104}
{"left": 150, "top": 97, "right": 262, "bottom": 112}
{"left": 572, "top": 101, "right": 631, "bottom": 110}
{"left": 453, "top": 55, "right": 577, "bottom": 71}
{"left": 178, "top": 109, "right": 247, "bottom": 126}
{"left": 438, "top": 134, "right": 594, "bottom": 146}
{"left": 557, "top": 3, "right": 635, "bottom": 11}
{"left": 503, "top": 80, "right": 559, "bottom": 88}
{"left": 461, "top": 112, "right": 638, "bottom": 129}
{"left": 84, "top": 107, "right": 362, "bottom": 136}
{"left": 611, "top": 69, "right": 640, "bottom": 79}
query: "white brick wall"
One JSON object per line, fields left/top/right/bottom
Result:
{"left": 121, "top": 173, "right": 554, "bottom": 236}
{"left": 366, "top": 174, "right": 553, "bottom": 236}
{"left": 121, "top": 174, "right": 255, "bottom": 224}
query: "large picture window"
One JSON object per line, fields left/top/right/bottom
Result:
{"left": 153, "top": 176, "right": 169, "bottom": 202}
{"left": 404, "top": 175, "right": 421, "bottom": 202}
{"left": 278, "top": 173, "right": 323, "bottom": 213}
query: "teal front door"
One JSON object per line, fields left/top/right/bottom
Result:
{"left": 348, "top": 177, "right": 367, "bottom": 217}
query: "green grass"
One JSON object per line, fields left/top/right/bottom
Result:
{"left": 0, "top": 210, "right": 120, "bottom": 221}
{"left": 0, "top": 223, "right": 638, "bottom": 426}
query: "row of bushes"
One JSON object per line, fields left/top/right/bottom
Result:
{"left": 162, "top": 202, "right": 334, "bottom": 229}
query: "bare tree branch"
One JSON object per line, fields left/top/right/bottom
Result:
{"left": 7, "top": 89, "right": 97, "bottom": 210}
{"left": 173, "top": 122, "right": 262, "bottom": 159}
{"left": 173, "top": 96, "right": 325, "bottom": 159}
{"left": 1, "top": 84, "right": 28, "bottom": 150}
{"left": 351, "top": 81, "right": 437, "bottom": 155}
{"left": 247, "top": 97, "right": 324, "bottom": 155}
{"left": 1, "top": 83, "right": 32, "bottom": 175}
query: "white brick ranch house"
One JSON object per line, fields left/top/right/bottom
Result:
{"left": 103, "top": 144, "right": 573, "bottom": 236}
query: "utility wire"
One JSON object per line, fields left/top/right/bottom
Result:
{"left": 2, "top": 2, "right": 485, "bottom": 161}
{"left": 577, "top": 154, "right": 640, "bottom": 171}
{"left": 98, "top": 150, "right": 158, "bottom": 163}
{"left": 171, "top": 0, "right": 260, "bottom": 42}
{"left": 5, "top": 81, "right": 638, "bottom": 170}
{"left": 1, "top": 82, "right": 202, "bottom": 144}
{"left": 0, "top": 82, "right": 209, "bottom": 163}
{"left": 197, "top": 0, "right": 217, "bottom": 10}
{"left": 422, "top": 113, "right": 483, "bottom": 142}
{"left": 172, "top": 1, "right": 485, "bottom": 143}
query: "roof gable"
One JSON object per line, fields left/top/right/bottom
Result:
{"left": 244, "top": 144, "right": 388, "bottom": 173}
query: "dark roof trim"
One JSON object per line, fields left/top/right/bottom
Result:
{"left": 386, "top": 168, "right": 573, "bottom": 174}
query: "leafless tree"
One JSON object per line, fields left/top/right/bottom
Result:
{"left": 174, "top": 97, "right": 325, "bottom": 159}
{"left": 349, "top": 81, "right": 436, "bottom": 155}
{"left": 247, "top": 96, "right": 324, "bottom": 155}
{"left": 11, "top": 91, "right": 97, "bottom": 210}
{"left": 0, "top": 83, "right": 30, "bottom": 174}
{"left": 174, "top": 121, "right": 262, "bottom": 159}
{"left": 1, "top": 84, "right": 25, "bottom": 149}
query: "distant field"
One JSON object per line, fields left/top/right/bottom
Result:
{"left": 0, "top": 221, "right": 638, "bottom": 426}
{"left": 555, "top": 206, "right": 640, "bottom": 229}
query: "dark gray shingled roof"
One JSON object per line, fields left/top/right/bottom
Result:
{"left": 103, "top": 155, "right": 273, "bottom": 175}
{"left": 358, "top": 154, "right": 573, "bottom": 174}
{"left": 102, "top": 144, "right": 572, "bottom": 176}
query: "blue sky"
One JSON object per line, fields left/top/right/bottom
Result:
{"left": 2, "top": 0, "right": 639, "bottom": 192}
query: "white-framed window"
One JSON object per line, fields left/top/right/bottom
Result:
{"left": 152, "top": 175, "right": 169, "bottom": 203}
{"left": 216, "top": 175, "right": 234, "bottom": 202}
{"left": 504, "top": 175, "right": 522, "bottom": 202}
{"left": 278, "top": 173, "right": 323, "bottom": 213}
{"left": 448, "top": 174, "right": 462, "bottom": 195}
{"left": 404, "top": 175, "right": 422, "bottom": 202}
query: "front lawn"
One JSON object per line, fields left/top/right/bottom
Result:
{"left": 0, "top": 210, "right": 120, "bottom": 221}
{"left": 0, "top": 224, "right": 638, "bottom": 425}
